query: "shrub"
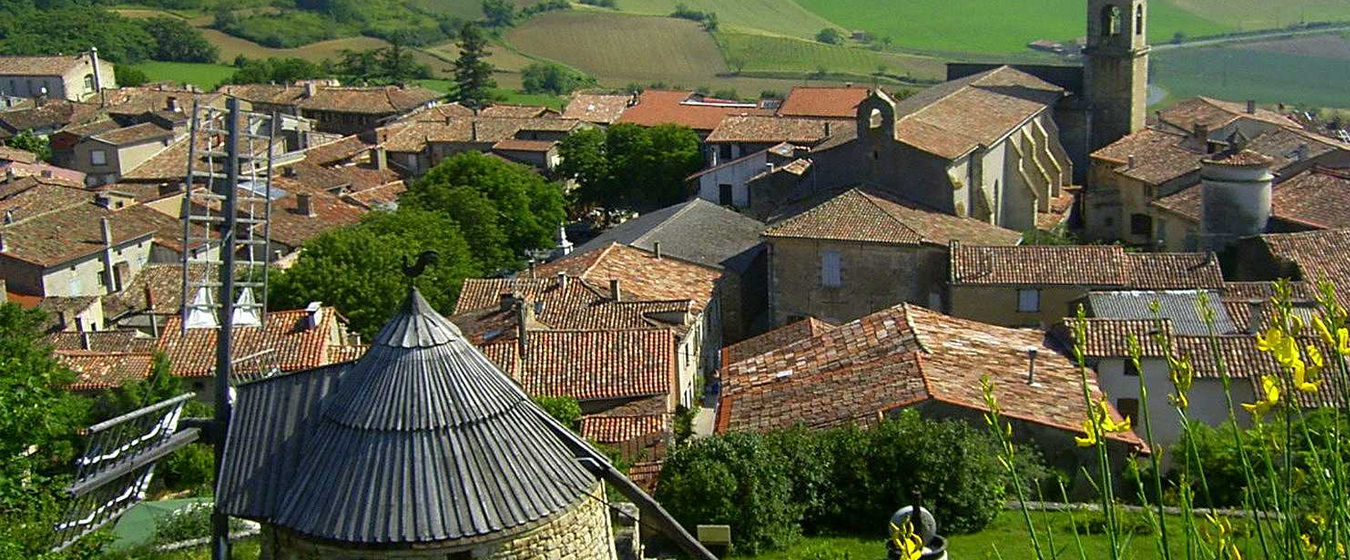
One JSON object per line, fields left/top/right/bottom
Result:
{"left": 657, "top": 412, "right": 1016, "bottom": 553}
{"left": 816, "top": 27, "right": 844, "bottom": 45}
{"left": 532, "top": 395, "right": 581, "bottom": 431}
{"left": 521, "top": 62, "right": 596, "bottom": 96}
{"left": 155, "top": 443, "right": 215, "bottom": 495}
{"left": 579, "top": 0, "right": 616, "bottom": 6}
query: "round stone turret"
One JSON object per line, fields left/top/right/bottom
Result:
{"left": 1200, "top": 148, "right": 1274, "bottom": 251}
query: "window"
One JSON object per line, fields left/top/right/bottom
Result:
{"left": 1124, "top": 359, "right": 1141, "bottom": 377}
{"left": 1135, "top": 4, "right": 1144, "bottom": 35}
{"left": 83, "top": 74, "right": 95, "bottom": 92}
{"left": 90, "top": 150, "right": 106, "bottom": 166}
{"left": 1130, "top": 213, "right": 1153, "bottom": 236}
{"left": 1017, "top": 289, "right": 1040, "bottom": 313}
{"left": 718, "top": 144, "right": 733, "bottom": 161}
{"left": 1102, "top": 5, "right": 1123, "bottom": 36}
{"left": 1116, "top": 398, "right": 1140, "bottom": 424}
{"left": 820, "top": 250, "right": 842, "bottom": 287}
{"left": 718, "top": 183, "right": 734, "bottom": 206}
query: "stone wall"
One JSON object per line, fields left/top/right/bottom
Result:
{"left": 768, "top": 237, "right": 946, "bottom": 326}
{"left": 260, "top": 482, "right": 617, "bottom": 560}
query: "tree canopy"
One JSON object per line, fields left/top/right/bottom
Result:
{"left": 521, "top": 62, "right": 595, "bottom": 96}
{"left": 557, "top": 123, "right": 703, "bottom": 214}
{"left": 335, "top": 42, "right": 432, "bottom": 85}
{"left": 4, "top": 130, "right": 51, "bottom": 163}
{"left": 450, "top": 22, "right": 496, "bottom": 109}
{"left": 404, "top": 151, "right": 567, "bottom": 272}
{"left": 141, "top": 16, "right": 218, "bottom": 64}
{"left": 270, "top": 208, "right": 481, "bottom": 338}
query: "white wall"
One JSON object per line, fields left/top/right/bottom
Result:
{"left": 697, "top": 151, "right": 769, "bottom": 209}
{"left": 1096, "top": 357, "right": 1256, "bottom": 450}
{"left": 40, "top": 237, "right": 153, "bottom": 297}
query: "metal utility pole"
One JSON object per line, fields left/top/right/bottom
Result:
{"left": 210, "top": 96, "right": 241, "bottom": 560}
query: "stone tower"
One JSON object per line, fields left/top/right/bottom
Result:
{"left": 1085, "top": 0, "right": 1149, "bottom": 151}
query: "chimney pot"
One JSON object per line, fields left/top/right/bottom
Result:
{"left": 1246, "top": 301, "right": 1263, "bottom": 334}
{"left": 610, "top": 278, "right": 622, "bottom": 302}
{"left": 40, "top": 169, "right": 52, "bottom": 179}
{"left": 498, "top": 291, "right": 518, "bottom": 312}
{"left": 1246, "top": 100, "right": 1256, "bottom": 114}
{"left": 1026, "top": 346, "right": 1039, "bottom": 385}
{"left": 653, "top": 241, "right": 662, "bottom": 259}
{"left": 296, "top": 193, "right": 314, "bottom": 217}
{"left": 556, "top": 272, "right": 568, "bottom": 290}
{"left": 0, "top": 231, "right": 6, "bottom": 252}
{"left": 1127, "top": 154, "right": 1136, "bottom": 169}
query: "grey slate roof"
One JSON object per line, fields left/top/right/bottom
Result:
{"left": 572, "top": 199, "right": 766, "bottom": 272}
{"left": 1087, "top": 290, "right": 1238, "bottom": 335}
{"left": 217, "top": 288, "right": 597, "bottom": 545}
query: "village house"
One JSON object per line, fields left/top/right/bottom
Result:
{"left": 562, "top": 92, "right": 632, "bottom": 125}
{"left": 99, "top": 262, "right": 210, "bottom": 335}
{"left": 0, "top": 50, "right": 114, "bottom": 102}
{"left": 704, "top": 115, "right": 838, "bottom": 166}
{"left": 1228, "top": 228, "right": 1350, "bottom": 305}
{"left": 567, "top": 199, "right": 768, "bottom": 341}
{"left": 763, "top": 188, "right": 1021, "bottom": 326}
{"left": 616, "top": 89, "right": 771, "bottom": 139}
{"left": 0, "top": 99, "right": 102, "bottom": 140}
{"left": 54, "top": 121, "right": 179, "bottom": 186}
{"left": 716, "top": 303, "right": 1144, "bottom": 480}
{"left": 1084, "top": 101, "right": 1350, "bottom": 248}
{"left": 376, "top": 115, "right": 589, "bottom": 175}
{"left": 690, "top": 142, "right": 805, "bottom": 209}
{"left": 947, "top": 243, "right": 1225, "bottom": 328}
{"left": 773, "top": 85, "right": 872, "bottom": 120}
{"left": 218, "top": 82, "right": 442, "bottom": 136}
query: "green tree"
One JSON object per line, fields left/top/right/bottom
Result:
{"left": 520, "top": 62, "right": 596, "bottom": 96}
{"left": 816, "top": 27, "right": 843, "bottom": 44}
{"left": 269, "top": 209, "right": 481, "bottom": 338}
{"left": 482, "top": 0, "right": 515, "bottom": 27}
{"left": 557, "top": 123, "right": 702, "bottom": 214}
{"left": 556, "top": 127, "right": 611, "bottom": 209}
{"left": 451, "top": 22, "right": 497, "bottom": 109}
{"left": 115, "top": 65, "right": 150, "bottom": 87}
{"left": 4, "top": 130, "right": 50, "bottom": 163}
{"left": 140, "top": 16, "right": 218, "bottom": 63}
{"left": 0, "top": 303, "right": 91, "bottom": 557}
{"left": 532, "top": 395, "right": 581, "bottom": 431}
{"left": 404, "top": 152, "right": 566, "bottom": 271}
{"left": 224, "top": 57, "right": 328, "bottom": 85}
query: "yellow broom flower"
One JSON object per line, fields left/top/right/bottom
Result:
{"left": 1242, "top": 375, "right": 1280, "bottom": 417}
{"left": 888, "top": 520, "right": 924, "bottom": 560}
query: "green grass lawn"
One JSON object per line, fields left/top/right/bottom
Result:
{"left": 1165, "top": 0, "right": 1350, "bottom": 32}
{"left": 1153, "top": 40, "right": 1350, "bottom": 109}
{"left": 411, "top": 81, "right": 566, "bottom": 110}
{"left": 727, "top": 510, "right": 1268, "bottom": 560}
{"left": 719, "top": 33, "right": 946, "bottom": 82}
{"left": 611, "top": 0, "right": 840, "bottom": 39}
{"left": 793, "top": 0, "right": 1230, "bottom": 55}
{"left": 129, "top": 62, "right": 237, "bottom": 90}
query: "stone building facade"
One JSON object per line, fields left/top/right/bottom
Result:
{"left": 259, "top": 482, "right": 617, "bottom": 560}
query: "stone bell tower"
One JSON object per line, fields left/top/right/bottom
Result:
{"left": 1085, "top": 0, "right": 1149, "bottom": 151}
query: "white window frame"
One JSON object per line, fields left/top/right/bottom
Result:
{"left": 90, "top": 149, "right": 107, "bottom": 166}
{"left": 820, "top": 249, "right": 842, "bottom": 288}
{"left": 1017, "top": 289, "right": 1040, "bottom": 313}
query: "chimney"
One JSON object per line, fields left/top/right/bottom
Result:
{"left": 88, "top": 47, "right": 102, "bottom": 95}
{"left": 516, "top": 296, "right": 536, "bottom": 353}
{"left": 304, "top": 81, "right": 318, "bottom": 98}
{"left": 824, "top": 121, "right": 832, "bottom": 137}
{"left": 471, "top": 121, "right": 478, "bottom": 142}
{"left": 498, "top": 291, "right": 517, "bottom": 312}
{"left": 305, "top": 301, "right": 322, "bottom": 329}
{"left": 1194, "top": 123, "right": 1210, "bottom": 143}
{"left": 166, "top": 96, "right": 180, "bottom": 112}
{"left": 1026, "top": 346, "right": 1039, "bottom": 385}
{"left": 1246, "top": 301, "right": 1262, "bottom": 334}
{"left": 556, "top": 271, "right": 568, "bottom": 290}
{"left": 1246, "top": 100, "right": 1256, "bottom": 114}
{"left": 283, "top": 166, "right": 297, "bottom": 178}
{"left": 59, "top": 310, "right": 76, "bottom": 332}
{"left": 40, "top": 169, "right": 52, "bottom": 179}
{"left": 369, "top": 146, "right": 387, "bottom": 171}
{"left": 143, "top": 282, "right": 155, "bottom": 312}
{"left": 0, "top": 279, "right": 7, "bottom": 304}
{"left": 95, "top": 193, "right": 112, "bottom": 208}
{"left": 0, "top": 231, "right": 7, "bottom": 252}
{"left": 653, "top": 241, "right": 662, "bottom": 259}
{"left": 610, "top": 278, "right": 622, "bottom": 302}
{"left": 3, "top": 209, "right": 13, "bottom": 225}
{"left": 80, "top": 330, "right": 91, "bottom": 350}
{"left": 100, "top": 216, "right": 112, "bottom": 247}
{"left": 296, "top": 193, "right": 314, "bottom": 217}
{"left": 1127, "top": 154, "right": 1136, "bottom": 170}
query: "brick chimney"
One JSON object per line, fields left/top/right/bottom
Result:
{"left": 296, "top": 193, "right": 314, "bottom": 217}
{"left": 610, "top": 278, "right": 622, "bottom": 302}
{"left": 304, "top": 81, "right": 318, "bottom": 98}
{"left": 556, "top": 271, "right": 568, "bottom": 290}
{"left": 167, "top": 96, "right": 180, "bottom": 112}
{"left": 369, "top": 146, "right": 387, "bottom": 171}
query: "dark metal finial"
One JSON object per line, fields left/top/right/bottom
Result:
{"left": 402, "top": 251, "right": 440, "bottom": 281}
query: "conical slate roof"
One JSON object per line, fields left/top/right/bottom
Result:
{"left": 260, "top": 288, "right": 597, "bottom": 544}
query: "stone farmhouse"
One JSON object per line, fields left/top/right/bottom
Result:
{"left": 0, "top": 50, "right": 115, "bottom": 102}
{"left": 219, "top": 82, "right": 442, "bottom": 136}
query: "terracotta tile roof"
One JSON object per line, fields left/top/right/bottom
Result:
{"left": 1091, "top": 127, "right": 1201, "bottom": 185}
{"left": 0, "top": 146, "right": 37, "bottom": 164}
{"left": 627, "top": 460, "right": 663, "bottom": 493}
{"left": 1157, "top": 97, "right": 1301, "bottom": 134}
{"left": 102, "top": 262, "right": 212, "bottom": 318}
{"left": 892, "top": 67, "right": 1063, "bottom": 159}
{"left": 0, "top": 55, "right": 89, "bottom": 75}
{"left": 508, "top": 328, "right": 675, "bottom": 401}
{"left": 765, "top": 188, "right": 1022, "bottom": 246}
{"left": 617, "top": 89, "right": 770, "bottom": 131}
{"left": 260, "top": 191, "right": 366, "bottom": 249}
{"left": 121, "top": 133, "right": 266, "bottom": 182}
{"left": 157, "top": 307, "right": 342, "bottom": 377}
{"left": 1220, "top": 281, "right": 1317, "bottom": 302}
{"left": 44, "top": 330, "right": 158, "bottom": 353}
{"left": 380, "top": 117, "right": 582, "bottom": 152}
{"left": 396, "top": 103, "right": 475, "bottom": 122}
{"left": 97, "top": 87, "right": 220, "bottom": 117}
{"left": 563, "top": 93, "right": 631, "bottom": 124}
{"left": 951, "top": 244, "right": 1224, "bottom": 288}
{"left": 223, "top": 84, "right": 441, "bottom": 115}
{"left": 0, "top": 202, "right": 167, "bottom": 267}
{"left": 1, "top": 162, "right": 86, "bottom": 185}
{"left": 1245, "top": 127, "right": 1350, "bottom": 174}
{"left": 1150, "top": 184, "right": 1203, "bottom": 222}
{"left": 342, "top": 180, "right": 405, "bottom": 209}
{"left": 705, "top": 116, "right": 835, "bottom": 144}
{"left": 722, "top": 317, "right": 835, "bottom": 364}
{"left": 57, "top": 119, "right": 122, "bottom": 140}
{"left": 329, "top": 344, "right": 368, "bottom": 363}
{"left": 580, "top": 414, "right": 669, "bottom": 444}
{"left": 90, "top": 122, "right": 175, "bottom": 146}
{"left": 0, "top": 180, "right": 89, "bottom": 224}
{"left": 451, "top": 277, "right": 696, "bottom": 343}
{"left": 492, "top": 138, "right": 555, "bottom": 152}
{"left": 455, "top": 276, "right": 610, "bottom": 315}
{"left": 337, "top": 165, "right": 402, "bottom": 191}
{"left": 1271, "top": 168, "right": 1350, "bottom": 229}
{"left": 58, "top": 351, "right": 156, "bottom": 390}
{"left": 478, "top": 105, "right": 553, "bottom": 118}
{"left": 1037, "top": 190, "right": 1076, "bottom": 231}
{"left": 1204, "top": 148, "right": 1273, "bottom": 167}
{"left": 718, "top": 304, "right": 1141, "bottom": 447}
{"left": 300, "top": 135, "right": 372, "bottom": 166}
{"left": 776, "top": 86, "right": 871, "bottom": 119}
{"left": 0, "top": 100, "right": 102, "bottom": 134}
{"left": 533, "top": 243, "right": 721, "bottom": 313}
{"left": 1258, "top": 229, "right": 1350, "bottom": 304}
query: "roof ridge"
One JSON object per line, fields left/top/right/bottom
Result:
{"left": 630, "top": 201, "right": 695, "bottom": 247}
{"left": 856, "top": 189, "right": 927, "bottom": 240}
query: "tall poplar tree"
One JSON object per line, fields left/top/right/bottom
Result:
{"left": 451, "top": 22, "right": 496, "bottom": 109}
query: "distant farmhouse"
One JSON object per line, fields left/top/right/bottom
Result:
{"left": 0, "top": 49, "right": 114, "bottom": 102}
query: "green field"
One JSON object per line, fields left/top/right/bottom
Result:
{"left": 794, "top": 0, "right": 1230, "bottom": 54}
{"left": 727, "top": 510, "right": 1265, "bottom": 560}
{"left": 1167, "top": 0, "right": 1350, "bottom": 32}
{"left": 610, "top": 0, "right": 840, "bottom": 39}
{"left": 1153, "top": 38, "right": 1350, "bottom": 109}
{"left": 413, "top": 80, "right": 567, "bottom": 109}
{"left": 721, "top": 33, "right": 946, "bottom": 82}
{"left": 129, "top": 61, "right": 237, "bottom": 90}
